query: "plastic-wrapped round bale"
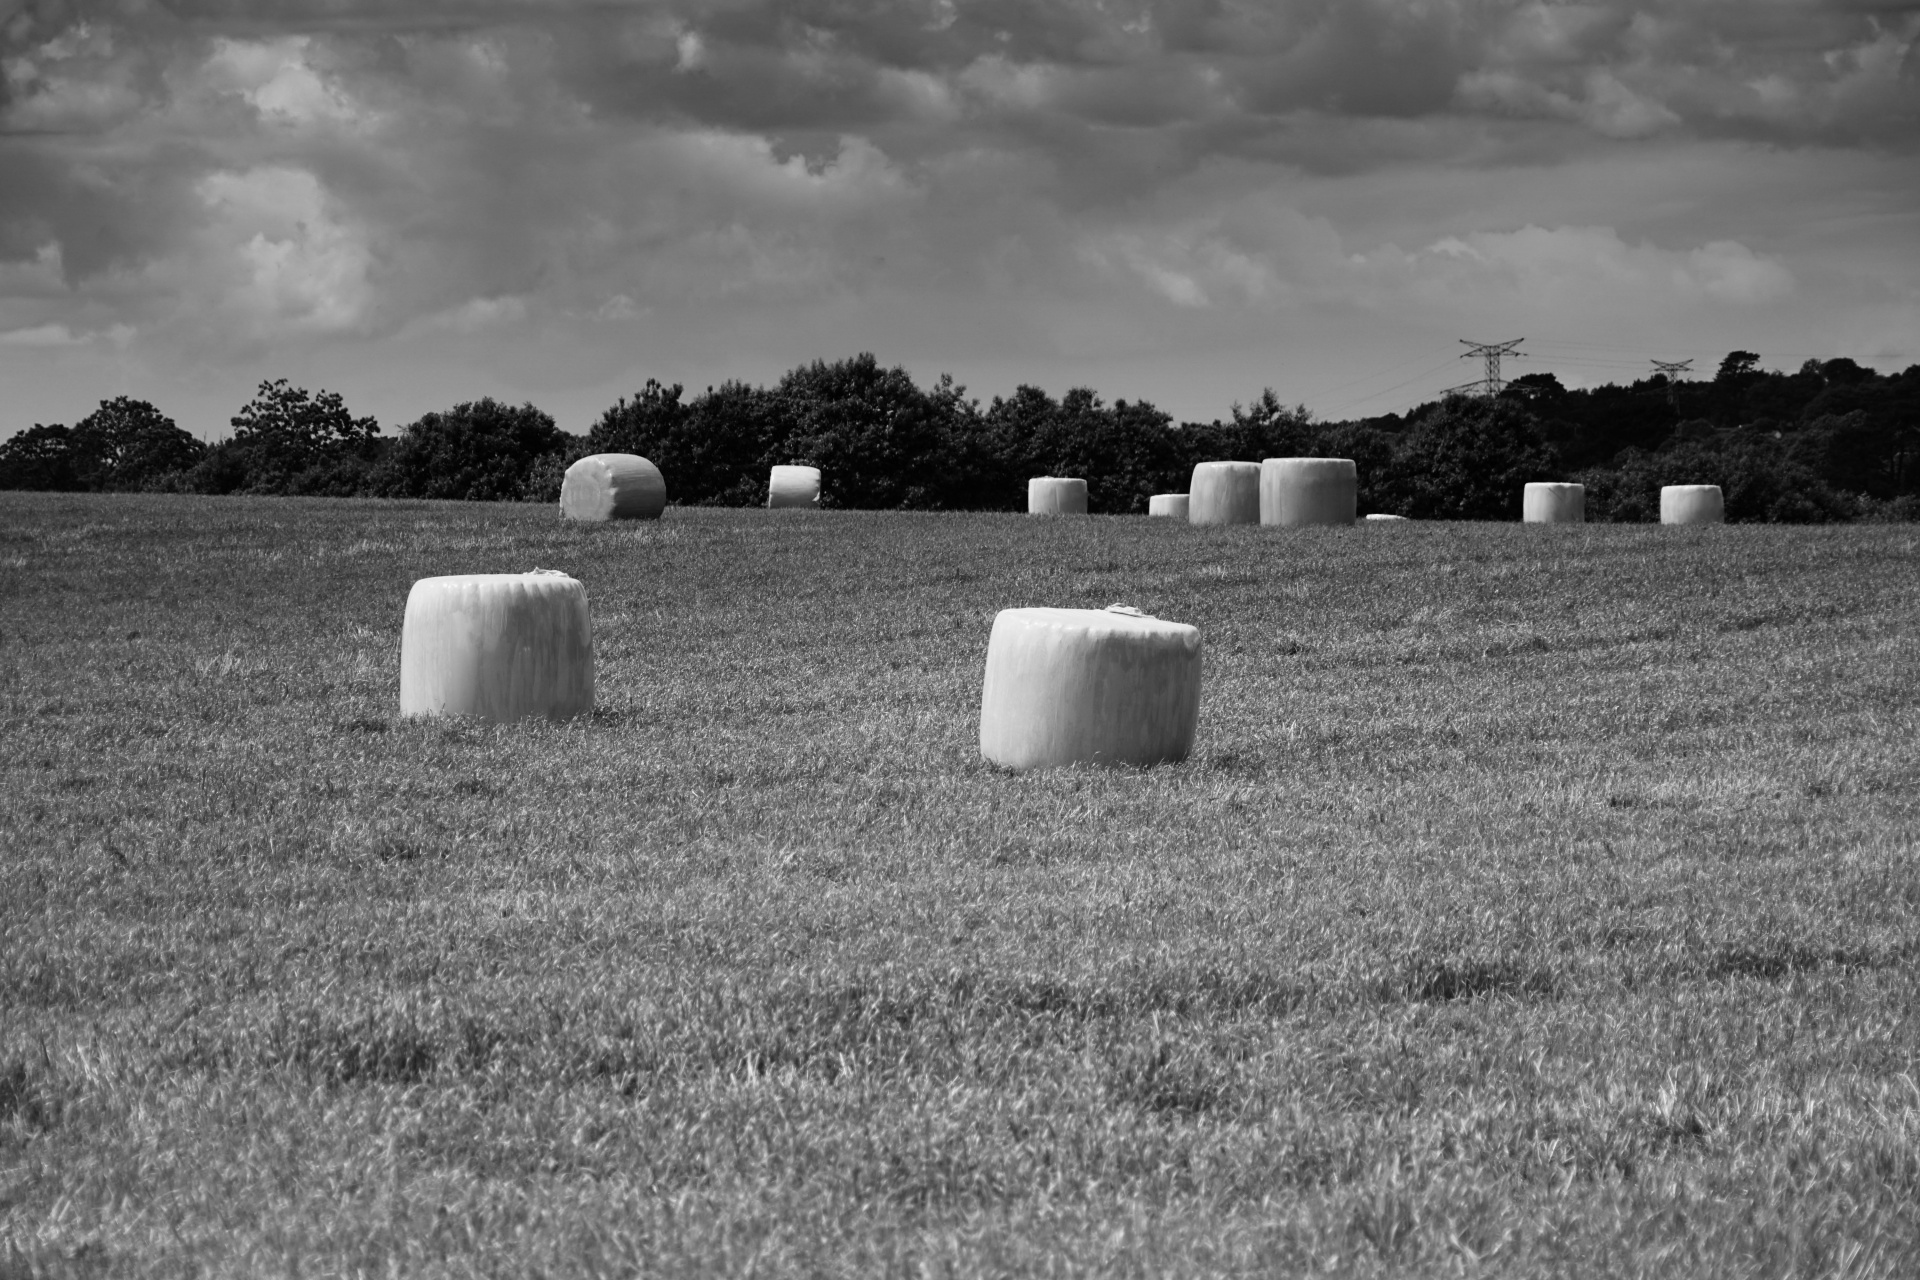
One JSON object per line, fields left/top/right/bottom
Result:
{"left": 1523, "top": 482, "right": 1585, "bottom": 524}
{"left": 1661, "top": 485, "right": 1724, "bottom": 525}
{"left": 1028, "top": 477, "right": 1088, "bottom": 515}
{"left": 399, "top": 571, "right": 593, "bottom": 722}
{"left": 1260, "top": 457, "right": 1357, "bottom": 527}
{"left": 768, "top": 465, "right": 822, "bottom": 509}
{"left": 560, "top": 453, "right": 666, "bottom": 521}
{"left": 1365, "top": 513, "right": 1408, "bottom": 522}
{"left": 1187, "top": 461, "right": 1261, "bottom": 526}
{"left": 1147, "top": 493, "right": 1189, "bottom": 519}
{"left": 979, "top": 605, "right": 1201, "bottom": 771}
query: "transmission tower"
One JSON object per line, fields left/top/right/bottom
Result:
{"left": 1651, "top": 358, "right": 1692, "bottom": 409}
{"left": 1446, "top": 338, "right": 1524, "bottom": 397}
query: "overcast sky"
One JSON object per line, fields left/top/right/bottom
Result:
{"left": 2, "top": 0, "right": 1917, "bottom": 438}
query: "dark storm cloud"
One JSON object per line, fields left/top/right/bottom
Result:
{"left": 7, "top": 1, "right": 1916, "bottom": 144}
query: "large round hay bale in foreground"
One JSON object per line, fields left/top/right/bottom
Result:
{"left": 399, "top": 571, "right": 593, "bottom": 723}
{"left": 1261, "top": 457, "right": 1357, "bottom": 527}
{"left": 1028, "top": 476, "right": 1088, "bottom": 515}
{"left": 1148, "top": 493, "right": 1189, "bottom": 519}
{"left": 560, "top": 453, "right": 666, "bottom": 521}
{"left": 1523, "top": 482, "right": 1585, "bottom": 524}
{"left": 980, "top": 605, "right": 1201, "bottom": 771}
{"left": 1661, "top": 484, "right": 1725, "bottom": 525}
{"left": 1187, "top": 461, "right": 1260, "bottom": 525}
{"left": 768, "top": 465, "right": 822, "bottom": 508}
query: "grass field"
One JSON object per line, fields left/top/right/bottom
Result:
{"left": 3, "top": 491, "right": 1918, "bottom": 1278}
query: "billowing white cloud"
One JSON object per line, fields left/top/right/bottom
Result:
{"left": 201, "top": 36, "right": 371, "bottom": 129}
{"left": 188, "top": 165, "right": 376, "bottom": 336}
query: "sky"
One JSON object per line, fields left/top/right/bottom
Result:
{"left": 2, "top": 0, "right": 1917, "bottom": 440}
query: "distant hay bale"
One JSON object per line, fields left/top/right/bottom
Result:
{"left": 399, "top": 571, "right": 593, "bottom": 723}
{"left": 979, "top": 605, "right": 1201, "bottom": 770}
{"left": 1187, "top": 462, "right": 1260, "bottom": 526}
{"left": 1148, "top": 493, "right": 1189, "bottom": 519}
{"left": 768, "top": 465, "right": 822, "bottom": 509}
{"left": 1523, "top": 482, "right": 1585, "bottom": 524}
{"left": 1662, "top": 484, "right": 1724, "bottom": 525}
{"left": 560, "top": 454, "right": 666, "bottom": 521}
{"left": 1365, "top": 513, "right": 1408, "bottom": 521}
{"left": 1261, "top": 457, "right": 1357, "bottom": 527}
{"left": 1028, "top": 477, "right": 1088, "bottom": 515}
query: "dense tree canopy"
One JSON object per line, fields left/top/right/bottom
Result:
{"left": 0, "top": 398, "right": 203, "bottom": 492}
{"left": 374, "top": 399, "right": 566, "bottom": 502}
{"left": 4, "top": 353, "right": 1916, "bottom": 521}
{"left": 191, "top": 379, "right": 385, "bottom": 496}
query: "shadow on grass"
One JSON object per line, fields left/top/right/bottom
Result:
{"left": 1395, "top": 958, "right": 1556, "bottom": 1004}
{"left": 1703, "top": 942, "right": 1897, "bottom": 982}
{"left": 0, "top": 1057, "right": 62, "bottom": 1135}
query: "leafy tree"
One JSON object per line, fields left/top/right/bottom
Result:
{"left": 211, "top": 379, "right": 383, "bottom": 495}
{"left": 1584, "top": 437, "right": 1853, "bottom": 523}
{"left": 589, "top": 379, "right": 689, "bottom": 457}
{"left": 1218, "top": 389, "right": 1315, "bottom": 460}
{"left": 0, "top": 424, "right": 81, "bottom": 491}
{"left": 1525, "top": 375, "right": 1675, "bottom": 469}
{"left": 68, "top": 397, "right": 205, "bottom": 490}
{"left": 1787, "top": 411, "right": 1917, "bottom": 501}
{"left": 0, "top": 398, "right": 203, "bottom": 492}
{"left": 779, "top": 354, "right": 951, "bottom": 509}
{"left": 1377, "top": 394, "right": 1561, "bottom": 520}
{"left": 1312, "top": 420, "right": 1397, "bottom": 516}
{"left": 590, "top": 378, "right": 790, "bottom": 506}
{"left": 981, "top": 385, "right": 1182, "bottom": 514}
{"left": 978, "top": 385, "right": 1060, "bottom": 500}
{"left": 918, "top": 373, "right": 996, "bottom": 509}
{"left": 373, "top": 398, "right": 568, "bottom": 501}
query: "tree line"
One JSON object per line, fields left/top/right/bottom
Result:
{"left": 3, "top": 352, "right": 1915, "bottom": 521}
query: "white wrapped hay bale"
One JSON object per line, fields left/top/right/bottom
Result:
{"left": 1365, "top": 513, "right": 1408, "bottom": 522}
{"left": 560, "top": 453, "right": 666, "bottom": 522}
{"left": 399, "top": 571, "right": 593, "bottom": 723}
{"left": 1662, "top": 484, "right": 1725, "bottom": 525}
{"left": 1260, "top": 457, "right": 1357, "bottom": 527}
{"left": 1028, "top": 476, "right": 1088, "bottom": 515}
{"left": 979, "top": 605, "right": 1202, "bottom": 771}
{"left": 767, "top": 465, "right": 822, "bottom": 509}
{"left": 1187, "top": 461, "right": 1261, "bottom": 525}
{"left": 1523, "top": 482, "right": 1585, "bottom": 524}
{"left": 1148, "top": 493, "right": 1189, "bottom": 519}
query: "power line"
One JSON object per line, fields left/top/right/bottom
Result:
{"left": 1317, "top": 354, "right": 1464, "bottom": 418}
{"left": 1291, "top": 350, "right": 1453, "bottom": 407}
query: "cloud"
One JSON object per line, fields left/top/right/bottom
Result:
{"left": 1356, "top": 224, "right": 1797, "bottom": 313}
{"left": 200, "top": 35, "right": 372, "bottom": 129}
{"left": 0, "top": 0, "right": 1912, "bottom": 430}
{"left": 399, "top": 293, "right": 528, "bottom": 336}
{"left": 183, "top": 165, "right": 376, "bottom": 336}
{"left": 0, "top": 321, "right": 84, "bottom": 345}
{"left": 0, "top": 319, "right": 132, "bottom": 346}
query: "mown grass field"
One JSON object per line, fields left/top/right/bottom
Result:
{"left": 2, "top": 491, "right": 1918, "bottom": 1278}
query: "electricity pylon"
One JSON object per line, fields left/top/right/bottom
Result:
{"left": 1445, "top": 339, "right": 1524, "bottom": 397}
{"left": 1651, "top": 359, "right": 1692, "bottom": 409}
